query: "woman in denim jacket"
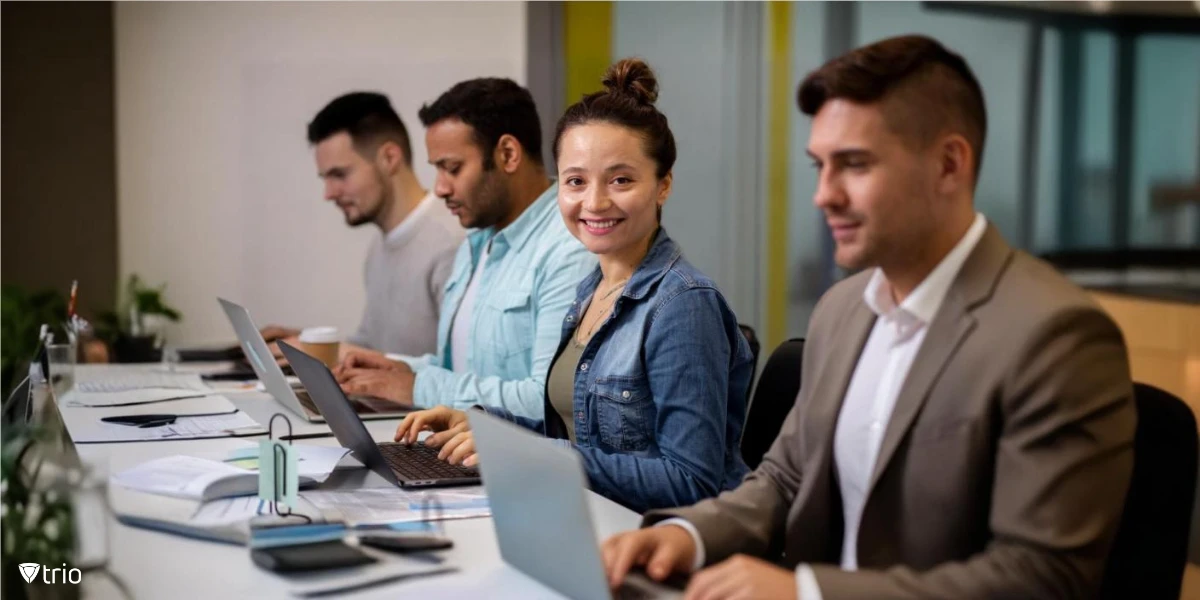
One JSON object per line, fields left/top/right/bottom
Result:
{"left": 394, "top": 58, "right": 752, "bottom": 513}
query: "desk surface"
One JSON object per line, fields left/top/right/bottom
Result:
{"left": 60, "top": 363, "right": 643, "bottom": 599}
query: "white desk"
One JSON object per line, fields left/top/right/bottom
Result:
{"left": 57, "top": 364, "right": 643, "bottom": 599}
{"left": 72, "top": 363, "right": 404, "bottom": 440}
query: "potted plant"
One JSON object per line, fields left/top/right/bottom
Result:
{"left": 95, "top": 275, "right": 182, "bottom": 363}
{"left": 1, "top": 286, "right": 67, "bottom": 399}
{"left": 1, "top": 423, "right": 78, "bottom": 600}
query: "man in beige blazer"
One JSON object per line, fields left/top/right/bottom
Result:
{"left": 603, "top": 35, "right": 1136, "bottom": 600}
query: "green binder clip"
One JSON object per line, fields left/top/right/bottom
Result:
{"left": 258, "top": 413, "right": 305, "bottom": 521}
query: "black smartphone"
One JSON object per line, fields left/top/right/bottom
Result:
{"left": 250, "top": 540, "right": 376, "bottom": 573}
{"left": 358, "top": 535, "right": 453, "bottom": 554}
{"left": 201, "top": 369, "right": 258, "bottom": 382}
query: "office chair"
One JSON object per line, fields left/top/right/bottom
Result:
{"left": 738, "top": 323, "right": 761, "bottom": 390}
{"left": 739, "top": 338, "right": 805, "bottom": 470}
{"left": 1099, "top": 382, "right": 1198, "bottom": 599}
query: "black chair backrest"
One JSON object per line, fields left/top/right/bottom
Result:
{"left": 738, "top": 323, "right": 761, "bottom": 391}
{"left": 740, "top": 338, "right": 805, "bottom": 470}
{"left": 1100, "top": 382, "right": 1198, "bottom": 599}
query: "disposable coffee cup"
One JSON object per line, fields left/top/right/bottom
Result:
{"left": 297, "top": 326, "right": 340, "bottom": 368}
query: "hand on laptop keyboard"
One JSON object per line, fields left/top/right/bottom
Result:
{"left": 335, "top": 350, "right": 416, "bottom": 408}
{"left": 378, "top": 442, "right": 479, "bottom": 482}
{"left": 394, "top": 407, "right": 478, "bottom": 467}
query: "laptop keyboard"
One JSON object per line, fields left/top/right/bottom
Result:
{"left": 378, "top": 442, "right": 479, "bottom": 482}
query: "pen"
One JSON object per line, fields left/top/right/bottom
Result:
{"left": 76, "top": 392, "right": 219, "bottom": 408}
{"left": 279, "top": 432, "right": 336, "bottom": 441}
{"left": 67, "top": 280, "right": 78, "bottom": 321}
{"left": 102, "top": 409, "right": 240, "bottom": 427}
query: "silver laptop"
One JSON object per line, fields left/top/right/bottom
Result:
{"left": 468, "top": 411, "right": 684, "bottom": 600}
{"left": 217, "top": 298, "right": 411, "bottom": 423}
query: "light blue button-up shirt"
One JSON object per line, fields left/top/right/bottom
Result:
{"left": 394, "top": 183, "right": 596, "bottom": 419}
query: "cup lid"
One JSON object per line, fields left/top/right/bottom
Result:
{"left": 298, "top": 326, "right": 340, "bottom": 344}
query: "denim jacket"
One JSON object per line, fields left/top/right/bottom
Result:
{"left": 481, "top": 228, "right": 752, "bottom": 513}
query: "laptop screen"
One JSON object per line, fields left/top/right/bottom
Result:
{"left": 277, "top": 341, "right": 398, "bottom": 486}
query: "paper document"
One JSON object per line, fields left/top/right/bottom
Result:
{"left": 75, "top": 371, "right": 209, "bottom": 394}
{"left": 84, "top": 411, "right": 262, "bottom": 443}
{"left": 295, "top": 445, "right": 354, "bottom": 480}
{"left": 66, "top": 398, "right": 263, "bottom": 443}
{"left": 62, "top": 388, "right": 217, "bottom": 407}
{"left": 112, "top": 455, "right": 252, "bottom": 499}
{"left": 224, "top": 445, "right": 352, "bottom": 480}
{"left": 63, "top": 395, "right": 264, "bottom": 443}
{"left": 302, "top": 487, "right": 489, "bottom": 525}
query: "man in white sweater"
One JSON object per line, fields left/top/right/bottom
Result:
{"left": 264, "top": 92, "right": 464, "bottom": 356}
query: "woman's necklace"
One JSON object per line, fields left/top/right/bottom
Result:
{"left": 575, "top": 278, "right": 630, "bottom": 345}
{"left": 597, "top": 277, "right": 629, "bottom": 302}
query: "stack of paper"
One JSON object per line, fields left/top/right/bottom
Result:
{"left": 75, "top": 371, "right": 210, "bottom": 393}
{"left": 64, "top": 371, "right": 216, "bottom": 407}
{"left": 111, "top": 445, "right": 352, "bottom": 501}
{"left": 61, "top": 388, "right": 215, "bottom": 408}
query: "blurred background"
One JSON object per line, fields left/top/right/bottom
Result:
{"left": 3, "top": 0, "right": 1197, "bottom": 386}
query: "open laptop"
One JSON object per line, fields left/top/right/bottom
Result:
{"left": 280, "top": 341, "right": 481, "bottom": 488}
{"left": 217, "top": 298, "right": 410, "bottom": 423}
{"left": 468, "top": 411, "right": 684, "bottom": 600}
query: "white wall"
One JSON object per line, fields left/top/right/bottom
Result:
{"left": 116, "top": 1, "right": 526, "bottom": 345}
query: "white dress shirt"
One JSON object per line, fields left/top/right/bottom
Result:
{"left": 663, "top": 213, "right": 987, "bottom": 599}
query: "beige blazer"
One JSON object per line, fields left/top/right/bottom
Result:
{"left": 647, "top": 226, "right": 1136, "bottom": 599}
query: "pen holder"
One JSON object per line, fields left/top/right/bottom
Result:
{"left": 46, "top": 340, "right": 77, "bottom": 401}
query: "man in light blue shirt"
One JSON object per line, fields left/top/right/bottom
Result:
{"left": 335, "top": 78, "right": 595, "bottom": 420}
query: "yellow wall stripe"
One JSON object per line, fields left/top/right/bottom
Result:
{"left": 765, "top": 1, "right": 793, "bottom": 349}
{"left": 563, "top": 2, "right": 613, "bottom": 105}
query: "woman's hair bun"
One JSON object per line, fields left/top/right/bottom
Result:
{"left": 601, "top": 58, "right": 659, "bottom": 106}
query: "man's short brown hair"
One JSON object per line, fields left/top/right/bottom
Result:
{"left": 797, "top": 35, "right": 987, "bottom": 179}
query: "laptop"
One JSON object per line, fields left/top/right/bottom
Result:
{"left": 217, "top": 298, "right": 410, "bottom": 423}
{"left": 279, "top": 341, "right": 481, "bottom": 489}
{"left": 468, "top": 411, "right": 684, "bottom": 600}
